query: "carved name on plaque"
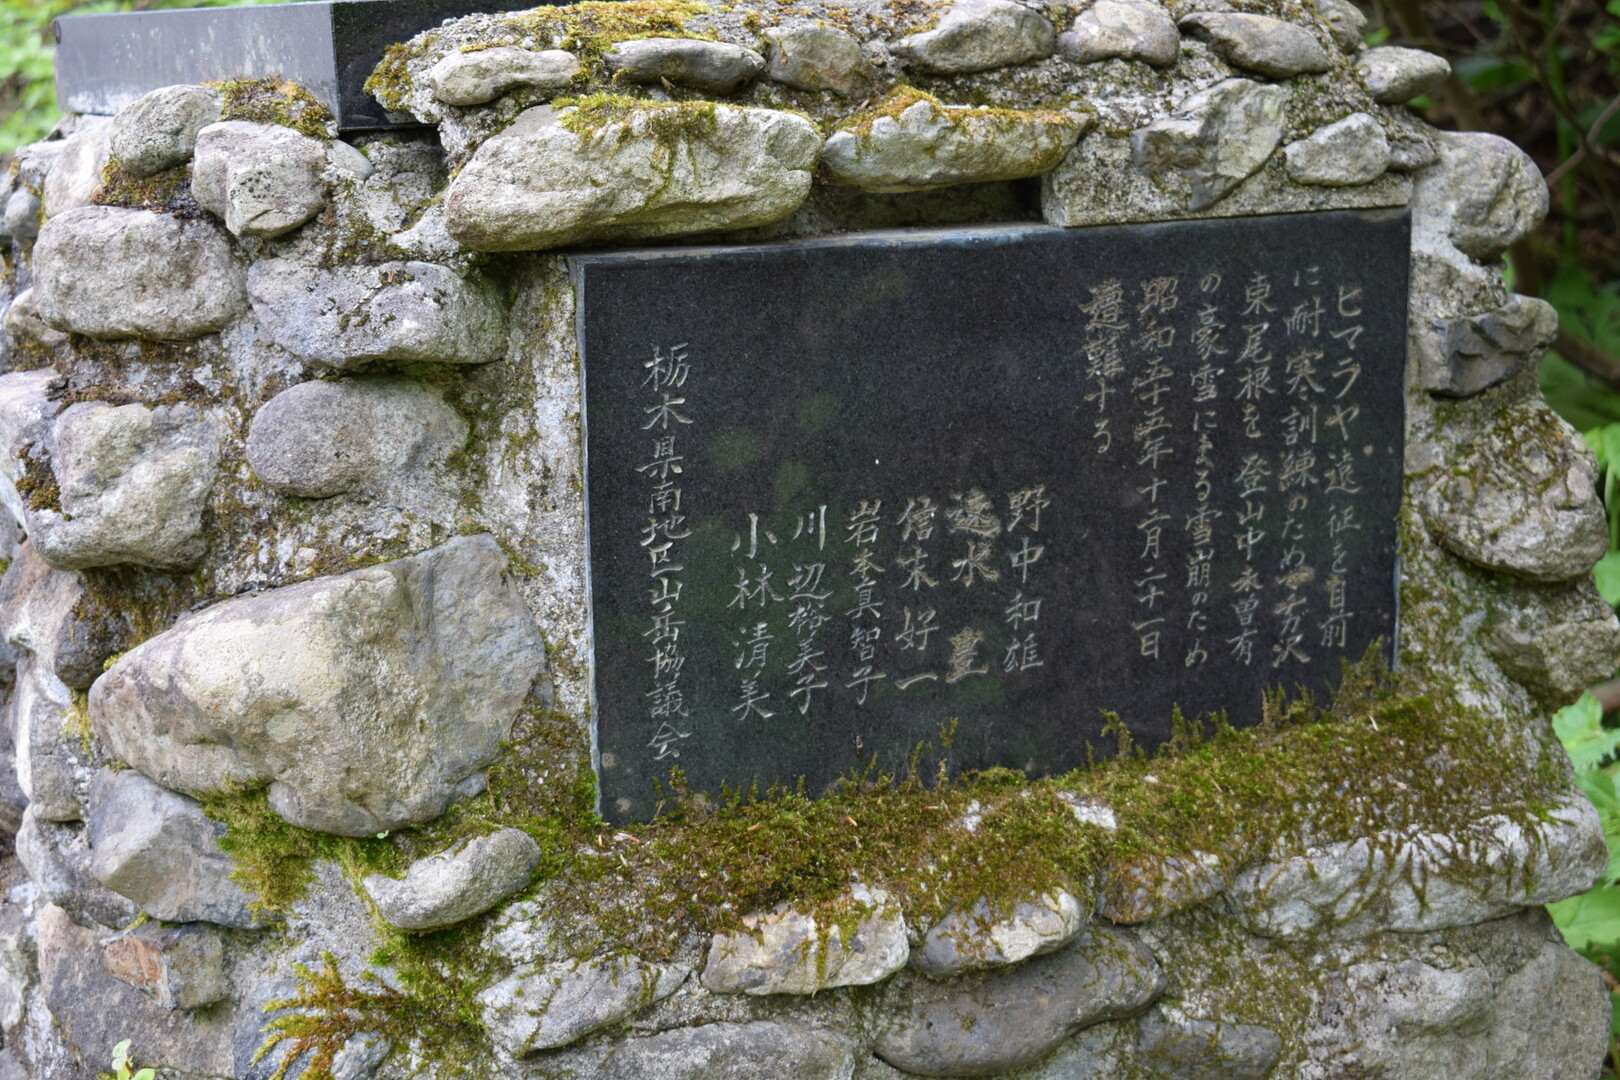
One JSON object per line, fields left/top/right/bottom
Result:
{"left": 576, "top": 211, "right": 1409, "bottom": 822}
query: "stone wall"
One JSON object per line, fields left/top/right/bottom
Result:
{"left": 0, "top": 0, "right": 1611, "bottom": 1077}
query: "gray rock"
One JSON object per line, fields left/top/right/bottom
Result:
{"left": 892, "top": 0, "right": 1057, "bottom": 74}
{"left": 1316, "top": 0, "right": 1367, "bottom": 52}
{"left": 823, "top": 95, "right": 1085, "bottom": 193}
{"left": 1304, "top": 956, "right": 1498, "bottom": 1074}
{"left": 37, "top": 903, "right": 235, "bottom": 1077}
{"left": 480, "top": 955, "right": 688, "bottom": 1054}
{"left": 248, "top": 258, "right": 507, "bottom": 369}
{"left": 764, "top": 24, "right": 873, "bottom": 95}
{"left": 27, "top": 401, "right": 221, "bottom": 572}
{"left": 1358, "top": 45, "right": 1451, "bottom": 104}
{"left": 1485, "top": 611, "right": 1620, "bottom": 708}
{"left": 605, "top": 37, "right": 766, "bottom": 94}
{"left": 1485, "top": 938, "right": 1610, "bottom": 1079}
{"left": 42, "top": 119, "right": 111, "bottom": 219}
{"left": 108, "top": 84, "right": 223, "bottom": 177}
{"left": 1095, "top": 852, "right": 1225, "bottom": 924}
{"left": 0, "top": 370, "right": 59, "bottom": 533}
{"left": 364, "top": 828, "right": 539, "bottom": 930}
{"left": 912, "top": 890, "right": 1086, "bottom": 977}
{"left": 0, "top": 537, "right": 133, "bottom": 693}
{"left": 875, "top": 927, "right": 1165, "bottom": 1076}
{"left": 1132, "top": 79, "right": 1288, "bottom": 210}
{"left": 15, "top": 808, "right": 141, "bottom": 929}
{"left": 1058, "top": 0, "right": 1180, "bottom": 67}
{"left": 1178, "top": 12, "right": 1333, "bottom": 78}
{"left": 445, "top": 103, "right": 819, "bottom": 252}
{"left": 0, "top": 904, "right": 29, "bottom": 1041}
{"left": 1, "top": 187, "right": 38, "bottom": 242}
{"left": 247, "top": 377, "right": 468, "bottom": 498}
{"left": 90, "top": 534, "right": 546, "bottom": 836}
{"left": 9, "top": 654, "right": 83, "bottom": 823}
{"left": 427, "top": 46, "right": 580, "bottom": 106}
{"left": 1284, "top": 112, "right": 1391, "bottom": 186}
{"left": 331, "top": 1034, "right": 393, "bottom": 1080}
{"left": 191, "top": 120, "right": 329, "bottom": 238}
{"left": 702, "top": 884, "right": 908, "bottom": 994}
{"left": 87, "top": 768, "right": 263, "bottom": 929}
{"left": 1413, "top": 130, "right": 1548, "bottom": 262}
{"left": 2, "top": 287, "right": 68, "bottom": 351}
{"left": 1137, "top": 1013, "right": 1282, "bottom": 1080}
{"left": 102, "top": 922, "right": 229, "bottom": 1010}
{"left": 1418, "top": 401, "right": 1608, "bottom": 583}
{"left": 1414, "top": 292, "right": 1558, "bottom": 397}
{"left": 601, "top": 1021, "right": 856, "bottom": 1080}
{"left": 1228, "top": 797, "right": 1607, "bottom": 938}
{"left": 31, "top": 206, "right": 248, "bottom": 339}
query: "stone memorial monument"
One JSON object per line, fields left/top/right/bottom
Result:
{"left": 0, "top": 0, "right": 1608, "bottom": 1076}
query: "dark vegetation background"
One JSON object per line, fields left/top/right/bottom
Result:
{"left": 4, "top": 0, "right": 1620, "bottom": 1067}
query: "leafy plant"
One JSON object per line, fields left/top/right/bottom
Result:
{"left": 104, "top": 1040, "right": 154, "bottom": 1080}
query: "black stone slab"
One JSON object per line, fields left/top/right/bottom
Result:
{"left": 53, "top": 0, "right": 547, "bottom": 132}
{"left": 576, "top": 210, "right": 1410, "bottom": 824}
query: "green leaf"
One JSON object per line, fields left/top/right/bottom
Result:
{"left": 1553, "top": 694, "right": 1620, "bottom": 772}
{"left": 1596, "top": 551, "right": 1620, "bottom": 607}
{"left": 1551, "top": 886, "right": 1620, "bottom": 951}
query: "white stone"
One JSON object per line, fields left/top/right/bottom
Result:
{"left": 364, "top": 829, "right": 541, "bottom": 930}
{"left": 1132, "top": 79, "right": 1289, "bottom": 210}
{"left": 892, "top": 0, "right": 1057, "bottom": 74}
{"left": 42, "top": 119, "right": 110, "bottom": 219}
{"left": 604, "top": 37, "right": 766, "bottom": 94}
{"left": 89, "top": 535, "right": 546, "bottom": 836}
{"left": 31, "top": 206, "right": 248, "bottom": 340}
{"left": 823, "top": 96, "right": 1085, "bottom": 193}
{"left": 248, "top": 258, "right": 507, "bottom": 369}
{"left": 444, "top": 103, "right": 819, "bottom": 252}
{"left": 1284, "top": 112, "right": 1391, "bottom": 186}
{"left": 108, "top": 85, "right": 222, "bottom": 178}
{"left": 1358, "top": 46, "right": 1451, "bottom": 104}
{"left": 27, "top": 401, "right": 221, "bottom": 572}
{"left": 1228, "top": 797, "right": 1608, "bottom": 938}
{"left": 247, "top": 377, "right": 468, "bottom": 498}
{"left": 480, "top": 956, "right": 688, "bottom": 1054}
{"left": 1058, "top": 0, "right": 1180, "bottom": 67}
{"left": 1317, "top": 0, "right": 1367, "bottom": 52}
{"left": 912, "top": 890, "right": 1087, "bottom": 977}
{"left": 191, "top": 120, "right": 329, "bottom": 238}
{"left": 428, "top": 46, "right": 580, "bottom": 106}
{"left": 1413, "top": 130, "right": 1548, "bottom": 262}
{"left": 701, "top": 884, "right": 908, "bottom": 994}
{"left": 1178, "top": 12, "right": 1332, "bottom": 78}
{"left": 764, "top": 24, "right": 873, "bottom": 95}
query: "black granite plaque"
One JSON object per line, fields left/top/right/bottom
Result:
{"left": 54, "top": 0, "right": 547, "bottom": 132}
{"left": 576, "top": 210, "right": 1409, "bottom": 823}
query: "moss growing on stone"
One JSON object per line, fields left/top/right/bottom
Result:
{"left": 365, "top": 1, "right": 712, "bottom": 112}
{"left": 554, "top": 92, "right": 719, "bottom": 154}
{"left": 209, "top": 78, "right": 336, "bottom": 140}
{"left": 14, "top": 451, "right": 58, "bottom": 513}
{"left": 90, "top": 162, "right": 204, "bottom": 219}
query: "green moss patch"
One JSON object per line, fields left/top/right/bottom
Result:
{"left": 227, "top": 650, "right": 1569, "bottom": 1079}
{"left": 91, "top": 162, "right": 205, "bottom": 219}
{"left": 209, "top": 78, "right": 336, "bottom": 140}
{"left": 14, "top": 450, "right": 58, "bottom": 513}
{"left": 364, "top": 0, "right": 711, "bottom": 112}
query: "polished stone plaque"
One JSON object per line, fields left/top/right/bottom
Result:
{"left": 576, "top": 210, "right": 1409, "bottom": 823}
{"left": 54, "top": 0, "right": 545, "bottom": 132}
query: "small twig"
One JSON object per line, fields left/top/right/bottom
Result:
{"left": 1555, "top": 329, "right": 1620, "bottom": 393}
{"left": 1546, "top": 93, "right": 1620, "bottom": 188}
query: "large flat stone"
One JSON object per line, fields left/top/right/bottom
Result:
{"left": 600, "top": 1021, "right": 855, "bottom": 1080}
{"left": 875, "top": 927, "right": 1164, "bottom": 1076}
{"left": 248, "top": 259, "right": 508, "bottom": 368}
{"left": 480, "top": 956, "right": 688, "bottom": 1054}
{"left": 31, "top": 206, "right": 248, "bottom": 340}
{"left": 1130, "top": 79, "right": 1288, "bottom": 211}
{"left": 702, "top": 884, "right": 908, "bottom": 994}
{"left": 191, "top": 120, "right": 329, "bottom": 239}
{"left": 1178, "top": 12, "right": 1332, "bottom": 78}
{"left": 444, "top": 102, "right": 819, "bottom": 252}
{"left": 364, "top": 828, "right": 540, "bottom": 930}
{"left": 89, "top": 534, "right": 546, "bottom": 836}
{"left": 892, "top": 0, "right": 1056, "bottom": 74}
{"left": 823, "top": 93, "right": 1084, "bottom": 193}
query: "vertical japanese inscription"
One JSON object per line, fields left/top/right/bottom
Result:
{"left": 581, "top": 210, "right": 1408, "bottom": 822}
